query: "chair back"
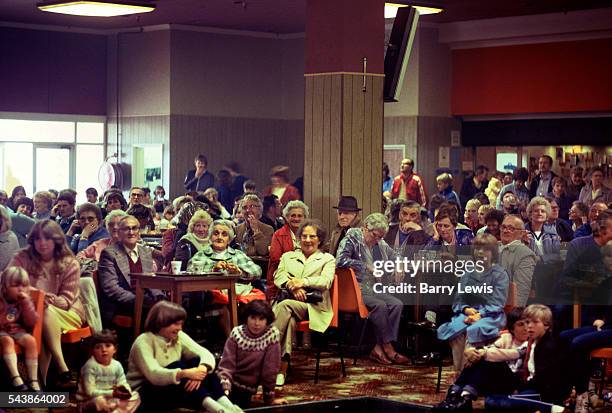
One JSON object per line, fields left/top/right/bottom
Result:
{"left": 16, "top": 289, "right": 45, "bottom": 356}
{"left": 329, "top": 275, "right": 339, "bottom": 328}
{"left": 336, "top": 268, "right": 368, "bottom": 319}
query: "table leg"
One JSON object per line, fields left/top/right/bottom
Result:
{"left": 227, "top": 281, "right": 238, "bottom": 328}
{"left": 134, "top": 283, "right": 145, "bottom": 337}
{"left": 172, "top": 286, "right": 182, "bottom": 304}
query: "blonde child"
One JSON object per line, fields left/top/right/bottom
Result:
{"left": 77, "top": 329, "right": 140, "bottom": 413}
{"left": 217, "top": 300, "right": 285, "bottom": 408}
{"left": 0, "top": 266, "right": 40, "bottom": 391}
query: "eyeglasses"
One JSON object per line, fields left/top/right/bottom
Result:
{"left": 79, "top": 216, "right": 97, "bottom": 223}
{"left": 500, "top": 225, "right": 520, "bottom": 232}
{"left": 130, "top": 193, "right": 144, "bottom": 198}
{"left": 120, "top": 225, "right": 139, "bottom": 232}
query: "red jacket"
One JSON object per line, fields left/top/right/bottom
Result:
{"left": 267, "top": 224, "right": 297, "bottom": 299}
{"left": 391, "top": 172, "right": 427, "bottom": 207}
{"left": 263, "top": 185, "right": 300, "bottom": 206}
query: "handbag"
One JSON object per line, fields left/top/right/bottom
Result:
{"left": 277, "top": 287, "right": 323, "bottom": 304}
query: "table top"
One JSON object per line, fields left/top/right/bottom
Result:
{"left": 130, "top": 272, "right": 241, "bottom": 282}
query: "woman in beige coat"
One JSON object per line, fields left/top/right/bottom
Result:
{"left": 272, "top": 219, "right": 335, "bottom": 386}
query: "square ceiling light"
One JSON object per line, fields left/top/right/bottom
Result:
{"left": 37, "top": 0, "right": 155, "bottom": 17}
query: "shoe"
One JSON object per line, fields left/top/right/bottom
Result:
{"left": 369, "top": 350, "right": 392, "bottom": 365}
{"left": 385, "top": 351, "right": 410, "bottom": 365}
{"left": 27, "top": 380, "right": 42, "bottom": 392}
{"left": 432, "top": 387, "right": 462, "bottom": 412}
{"left": 454, "top": 395, "right": 474, "bottom": 413}
{"left": 11, "top": 376, "right": 28, "bottom": 392}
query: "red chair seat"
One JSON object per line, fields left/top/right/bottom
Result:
{"left": 61, "top": 326, "right": 92, "bottom": 344}
{"left": 112, "top": 315, "right": 133, "bottom": 328}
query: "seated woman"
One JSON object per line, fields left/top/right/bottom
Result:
{"left": 102, "top": 191, "right": 127, "bottom": 218}
{"left": 525, "top": 196, "right": 561, "bottom": 262}
{"left": 126, "top": 204, "right": 155, "bottom": 234}
{"left": 188, "top": 220, "right": 264, "bottom": 333}
{"left": 273, "top": 219, "right": 335, "bottom": 385}
{"left": 174, "top": 210, "right": 213, "bottom": 271}
{"left": 267, "top": 200, "right": 309, "bottom": 299}
{"left": 437, "top": 233, "right": 509, "bottom": 372}
{"left": 9, "top": 220, "right": 85, "bottom": 386}
{"left": 32, "top": 191, "right": 53, "bottom": 220}
{"left": 336, "top": 213, "right": 409, "bottom": 366}
{"left": 464, "top": 199, "right": 482, "bottom": 235}
{"left": 434, "top": 308, "right": 529, "bottom": 412}
{"left": 66, "top": 203, "right": 109, "bottom": 254}
{"left": 426, "top": 205, "right": 474, "bottom": 249}
{"left": 126, "top": 301, "right": 241, "bottom": 413}
{"left": 7, "top": 185, "right": 27, "bottom": 212}
{"left": 76, "top": 210, "right": 128, "bottom": 263}
{"left": 14, "top": 196, "right": 34, "bottom": 217}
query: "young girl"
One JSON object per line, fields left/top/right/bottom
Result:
{"left": 77, "top": 330, "right": 140, "bottom": 413}
{"left": 0, "top": 266, "right": 40, "bottom": 391}
{"left": 126, "top": 301, "right": 242, "bottom": 413}
{"left": 217, "top": 300, "right": 285, "bottom": 408}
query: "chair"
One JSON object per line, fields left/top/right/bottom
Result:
{"left": 295, "top": 275, "right": 342, "bottom": 383}
{"left": 335, "top": 268, "right": 369, "bottom": 365}
{"left": 15, "top": 289, "right": 45, "bottom": 356}
{"left": 91, "top": 270, "right": 133, "bottom": 329}
{"left": 590, "top": 348, "right": 612, "bottom": 398}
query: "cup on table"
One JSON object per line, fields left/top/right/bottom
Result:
{"left": 171, "top": 261, "right": 182, "bottom": 275}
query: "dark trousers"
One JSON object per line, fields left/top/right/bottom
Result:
{"left": 138, "top": 357, "right": 223, "bottom": 412}
{"left": 455, "top": 360, "right": 520, "bottom": 397}
{"left": 362, "top": 294, "right": 402, "bottom": 345}
{"left": 485, "top": 390, "right": 557, "bottom": 413}
{"left": 560, "top": 326, "right": 612, "bottom": 393}
{"left": 229, "top": 387, "right": 253, "bottom": 408}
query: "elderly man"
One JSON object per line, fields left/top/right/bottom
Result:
{"left": 384, "top": 200, "right": 429, "bottom": 253}
{"left": 529, "top": 155, "right": 557, "bottom": 198}
{"left": 97, "top": 215, "right": 161, "bottom": 326}
{"left": 574, "top": 202, "right": 608, "bottom": 238}
{"left": 499, "top": 214, "right": 537, "bottom": 307}
{"left": 128, "top": 187, "right": 145, "bottom": 208}
{"left": 325, "top": 196, "right": 362, "bottom": 256}
{"left": 53, "top": 192, "right": 76, "bottom": 233}
{"left": 390, "top": 158, "right": 427, "bottom": 207}
{"left": 235, "top": 194, "right": 274, "bottom": 257}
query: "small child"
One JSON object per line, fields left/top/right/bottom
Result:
{"left": 77, "top": 329, "right": 140, "bottom": 413}
{"left": 217, "top": 300, "right": 285, "bottom": 408}
{"left": 0, "top": 267, "right": 40, "bottom": 391}
{"left": 436, "top": 173, "right": 461, "bottom": 210}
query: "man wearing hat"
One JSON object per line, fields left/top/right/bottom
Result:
{"left": 325, "top": 196, "right": 362, "bottom": 256}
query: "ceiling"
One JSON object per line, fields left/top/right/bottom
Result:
{"left": 1, "top": 0, "right": 611, "bottom": 33}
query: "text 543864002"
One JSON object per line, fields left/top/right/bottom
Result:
{"left": 0, "top": 392, "right": 69, "bottom": 407}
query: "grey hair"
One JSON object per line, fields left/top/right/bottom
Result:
{"left": 526, "top": 196, "right": 551, "bottom": 218}
{"left": 0, "top": 205, "right": 11, "bottom": 233}
{"left": 212, "top": 219, "right": 236, "bottom": 242}
{"left": 240, "top": 194, "right": 263, "bottom": 218}
{"left": 104, "top": 209, "right": 128, "bottom": 230}
{"left": 282, "top": 200, "right": 310, "bottom": 221}
{"left": 363, "top": 212, "right": 389, "bottom": 233}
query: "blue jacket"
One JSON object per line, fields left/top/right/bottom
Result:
{"left": 68, "top": 226, "right": 109, "bottom": 254}
{"left": 526, "top": 222, "right": 561, "bottom": 262}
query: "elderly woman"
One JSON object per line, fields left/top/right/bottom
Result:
{"left": 263, "top": 165, "right": 300, "bottom": 206}
{"left": 33, "top": 191, "right": 54, "bottom": 220}
{"left": 76, "top": 209, "right": 128, "bottom": 262}
{"left": 427, "top": 205, "right": 474, "bottom": 249}
{"left": 9, "top": 220, "right": 85, "bottom": 386}
{"left": 188, "top": 220, "right": 264, "bottom": 333}
{"left": 174, "top": 209, "right": 213, "bottom": 271}
{"left": 437, "top": 233, "right": 509, "bottom": 372}
{"left": 66, "top": 203, "right": 109, "bottom": 254}
{"left": 273, "top": 219, "right": 335, "bottom": 385}
{"left": 0, "top": 205, "right": 19, "bottom": 270}
{"left": 235, "top": 195, "right": 274, "bottom": 257}
{"left": 336, "top": 213, "right": 409, "bottom": 365}
{"left": 525, "top": 196, "right": 561, "bottom": 262}
{"left": 267, "top": 200, "right": 309, "bottom": 299}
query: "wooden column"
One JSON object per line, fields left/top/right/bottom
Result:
{"left": 303, "top": 0, "right": 385, "bottom": 232}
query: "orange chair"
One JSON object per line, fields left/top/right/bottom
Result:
{"left": 335, "top": 268, "right": 369, "bottom": 365}
{"left": 15, "top": 289, "right": 45, "bottom": 356}
{"left": 591, "top": 348, "right": 612, "bottom": 398}
{"left": 295, "top": 275, "right": 342, "bottom": 383}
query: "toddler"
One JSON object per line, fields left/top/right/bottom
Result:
{"left": 0, "top": 266, "right": 40, "bottom": 391}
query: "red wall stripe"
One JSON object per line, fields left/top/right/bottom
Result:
{"left": 451, "top": 38, "right": 612, "bottom": 116}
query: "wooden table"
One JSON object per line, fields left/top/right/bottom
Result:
{"left": 131, "top": 273, "right": 240, "bottom": 336}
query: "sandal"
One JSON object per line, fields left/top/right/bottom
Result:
{"left": 385, "top": 351, "right": 410, "bottom": 365}
{"left": 369, "top": 350, "right": 392, "bottom": 365}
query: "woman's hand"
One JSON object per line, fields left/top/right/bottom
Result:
{"left": 292, "top": 288, "right": 307, "bottom": 302}
{"left": 184, "top": 379, "right": 202, "bottom": 392}
{"left": 225, "top": 263, "right": 241, "bottom": 274}
{"left": 213, "top": 261, "right": 228, "bottom": 272}
{"left": 464, "top": 347, "right": 485, "bottom": 364}
{"left": 81, "top": 221, "right": 98, "bottom": 239}
{"left": 286, "top": 278, "right": 304, "bottom": 290}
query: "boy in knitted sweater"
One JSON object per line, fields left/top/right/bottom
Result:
{"left": 217, "top": 300, "right": 285, "bottom": 408}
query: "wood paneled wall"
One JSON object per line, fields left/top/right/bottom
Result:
{"left": 169, "top": 116, "right": 304, "bottom": 199}
{"left": 304, "top": 73, "right": 384, "bottom": 232}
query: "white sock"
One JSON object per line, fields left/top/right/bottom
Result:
{"left": 202, "top": 396, "right": 225, "bottom": 413}
{"left": 25, "top": 358, "right": 40, "bottom": 390}
{"left": 217, "top": 396, "right": 243, "bottom": 413}
{"left": 4, "top": 354, "right": 23, "bottom": 385}
{"left": 551, "top": 405, "right": 565, "bottom": 413}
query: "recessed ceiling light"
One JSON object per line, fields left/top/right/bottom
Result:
{"left": 37, "top": 0, "right": 155, "bottom": 17}
{"left": 385, "top": 2, "right": 443, "bottom": 18}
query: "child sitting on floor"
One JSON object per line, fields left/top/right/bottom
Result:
{"left": 217, "top": 300, "right": 286, "bottom": 408}
{"left": 0, "top": 266, "right": 40, "bottom": 391}
{"left": 77, "top": 329, "right": 140, "bottom": 413}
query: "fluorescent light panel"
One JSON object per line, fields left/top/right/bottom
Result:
{"left": 385, "top": 3, "right": 443, "bottom": 18}
{"left": 38, "top": 1, "right": 155, "bottom": 17}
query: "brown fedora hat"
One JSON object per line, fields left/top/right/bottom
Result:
{"left": 333, "top": 196, "right": 361, "bottom": 212}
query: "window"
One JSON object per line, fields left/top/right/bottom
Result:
{"left": 0, "top": 115, "right": 105, "bottom": 203}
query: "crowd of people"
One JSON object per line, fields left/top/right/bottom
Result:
{"left": 0, "top": 152, "right": 611, "bottom": 413}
